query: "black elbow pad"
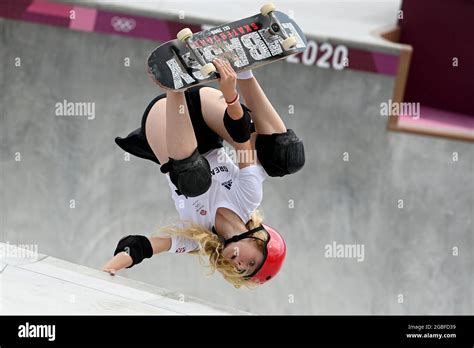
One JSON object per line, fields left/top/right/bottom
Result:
{"left": 224, "top": 104, "right": 253, "bottom": 143}
{"left": 114, "top": 235, "right": 153, "bottom": 268}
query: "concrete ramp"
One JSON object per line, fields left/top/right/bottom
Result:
{"left": 1, "top": 1, "right": 472, "bottom": 315}
{"left": 0, "top": 242, "right": 249, "bottom": 315}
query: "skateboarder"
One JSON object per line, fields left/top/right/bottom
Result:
{"left": 103, "top": 58, "right": 305, "bottom": 288}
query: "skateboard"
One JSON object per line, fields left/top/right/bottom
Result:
{"left": 147, "top": 3, "right": 307, "bottom": 91}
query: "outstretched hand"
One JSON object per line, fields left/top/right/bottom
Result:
{"left": 213, "top": 58, "right": 238, "bottom": 103}
{"left": 101, "top": 251, "right": 133, "bottom": 276}
{"left": 102, "top": 268, "right": 116, "bottom": 276}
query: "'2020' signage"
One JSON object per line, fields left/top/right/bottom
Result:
{"left": 287, "top": 40, "right": 348, "bottom": 70}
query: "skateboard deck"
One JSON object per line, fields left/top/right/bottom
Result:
{"left": 147, "top": 9, "right": 307, "bottom": 91}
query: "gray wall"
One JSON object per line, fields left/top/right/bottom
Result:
{"left": 1, "top": 19, "right": 472, "bottom": 314}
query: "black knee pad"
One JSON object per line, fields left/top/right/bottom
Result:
{"left": 114, "top": 235, "right": 153, "bottom": 268}
{"left": 256, "top": 129, "right": 305, "bottom": 177}
{"left": 160, "top": 148, "right": 211, "bottom": 197}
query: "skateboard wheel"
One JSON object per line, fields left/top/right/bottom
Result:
{"left": 282, "top": 36, "right": 298, "bottom": 51}
{"left": 260, "top": 3, "right": 276, "bottom": 16}
{"left": 177, "top": 28, "right": 193, "bottom": 42}
{"left": 201, "top": 63, "right": 216, "bottom": 77}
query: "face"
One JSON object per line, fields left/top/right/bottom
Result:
{"left": 223, "top": 238, "right": 265, "bottom": 275}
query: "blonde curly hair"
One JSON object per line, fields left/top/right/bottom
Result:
{"left": 156, "top": 210, "right": 267, "bottom": 289}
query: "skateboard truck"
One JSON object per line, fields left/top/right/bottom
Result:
{"left": 260, "top": 3, "right": 298, "bottom": 51}
{"left": 177, "top": 28, "right": 217, "bottom": 78}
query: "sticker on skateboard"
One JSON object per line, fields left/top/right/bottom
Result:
{"left": 147, "top": 3, "right": 307, "bottom": 91}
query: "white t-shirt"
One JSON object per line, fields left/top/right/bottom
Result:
{"left": 165, "top": 147, "right": 267, "bottom": 253}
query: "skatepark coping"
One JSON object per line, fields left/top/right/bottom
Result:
{"left": 57, "top": 0, "right": 403, "bottom": 50}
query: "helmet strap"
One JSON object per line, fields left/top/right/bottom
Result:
{"left": 212, "top": 225, "right": 266, "bottom": 247}
{"left": 212, "top": 224, "right": 270, "bottom": 279}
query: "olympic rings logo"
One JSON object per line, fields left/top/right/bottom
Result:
{"left": 110, "top": 16, "right": 136, "bottom": 32}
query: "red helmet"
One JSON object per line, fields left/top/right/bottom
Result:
{"left": 248, "top": 224, "right": 286, "bottom": 284}
{"left": 215, "top": 223, "right": 286, "bottom": 284}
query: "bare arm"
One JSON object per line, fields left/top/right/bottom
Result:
{"left": 213, "top": 58, "right": 243, "bottom": 119}
{"left": 200, "top": 59, "right": 258, "bottom": 169}
{"left": 237, "top": 77, "right": 286, "bottom": 134}
{"left": 102, "top": 236, "right": 171, "bottom": 276}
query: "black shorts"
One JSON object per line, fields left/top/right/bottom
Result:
{"left": 115, "top": 85, "right": 223, "bottom": 165}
